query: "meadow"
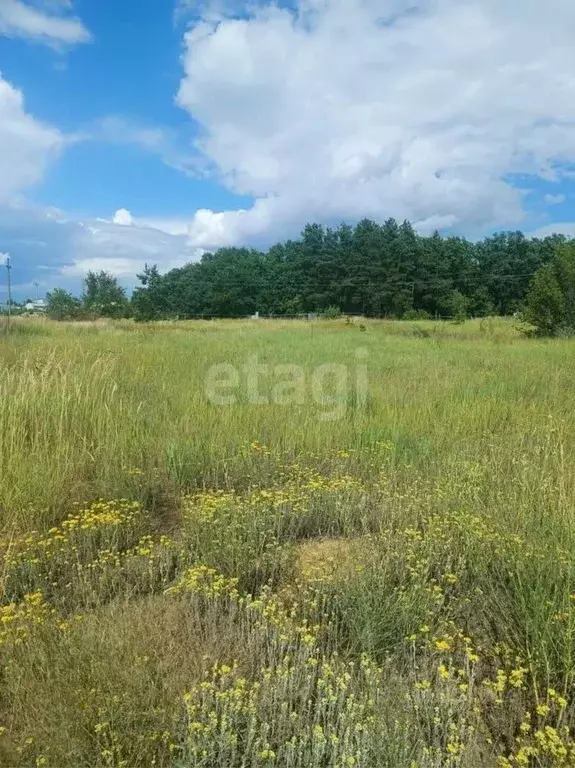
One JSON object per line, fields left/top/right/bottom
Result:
{"left": 2, "top": 316, "right": 575, "bottom": 766}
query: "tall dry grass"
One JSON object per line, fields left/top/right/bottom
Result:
{"left": 2, "top": 316, "right": 575, "bottom": 766}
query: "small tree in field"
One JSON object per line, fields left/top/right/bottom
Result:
{"left": 46, "top": 288, "right": 82, "bottom": 321}
{"left": 321, "top": 305, "right": 342, "bottom": 319}
{"left": 521, "top": 242, "right": 575, "bottom": 336}
{"left": 83, "top": 271, "right": 130, "bottom": 318}
{"left": 449, "top": 290, "right": 469, "bottom": 323}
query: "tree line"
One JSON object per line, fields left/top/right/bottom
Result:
{"left": 44, "top": 218, "right": 575, "bottom": 333}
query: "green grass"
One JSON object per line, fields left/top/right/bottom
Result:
{"left": 2, "top": 316, "right": 575, "bottom": 766}
{"left": 2, "top": 315, "right": 573, "bottom": 528}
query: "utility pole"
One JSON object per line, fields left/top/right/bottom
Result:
{"left": 34, "top": 280, "right": 39, "bottom": 302}
{"left": 3, "top": 253, "right": 12, "bottom": 332}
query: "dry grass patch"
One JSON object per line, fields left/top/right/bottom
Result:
{"left": 0, "top": 593, "right": 253, "bottom": 767}
{"left": 295, "top": 536, "right": 359, "bottom": 582}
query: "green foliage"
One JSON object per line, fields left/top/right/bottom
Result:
{"left": 46, "top": 273, "right": 129, "bottom": 321}
{"left": 132, "top": 264, "right": 166, "bottom": 321}
{"left": 83, "top": 270, "right": 130, "bottom": 318}
{"left": 130, "top": 221, "right": 567, "bottom": 321}
{"left": 39, "top": 223, "right": 574, "bottom": 324}
{"left": 521, "top": 264, "right": 565, "bottom": 336}
{"left": 45, "top": 288, "right": 83, "bottom": 321}
{"left": 3, "top": 320, "right": 575, "bottom": 766}
{"left": 449, "top": 290, "right": 469, "bottom": 323}
{"left": 521, "top": 242, "right": 575, "bottom": 336}
{"left": 320, "top": 305, "right": 342, "bottom": 319}
{"left": 403, "top": 308, "right": 431, "bottom": 320}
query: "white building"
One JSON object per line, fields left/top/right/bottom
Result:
{"left": 24, "top": 299, "right": 46, "bottom": 312}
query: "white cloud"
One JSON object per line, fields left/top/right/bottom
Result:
{"left": 529, "top": 222, "right": 575, "bottom": 239}
{"left": 0, "top": 73, "right": 64, "bottom": 203}
{"left": 187, "top": 200, "right": 275, "bottom": 248}
{"left": 0, "top": 0, "right": 91, "bottom": 46}
{"left": 0, "top": 201, "right": 201, "bottom": 295}
{"left": 109, "top": 207, "right": 192, "bottom": 236}
{"left": 95, "top": 116, "right": 202, "bottom": 176}
{"left": 63, "top": 215, "right": 200, "bottom": 280}
{"left": 137, "top": 217, "right": 192, "bottom": 237}
{"left": 0, "top": 77, "right": 196, "bottom": 294}
{"left": 544, "top": 193, "right": 566, "bottom": 205}
{"left": 177, "top": 0, "right": 575, "bottom": 248}
{"left": 112, "top": 208, "right": 134, "bottom": 226}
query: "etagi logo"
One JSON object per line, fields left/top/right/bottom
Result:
{"left": 204, "top": 348, "right": 368, "bottom": 421}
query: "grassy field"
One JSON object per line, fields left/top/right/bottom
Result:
{"left": 2, "top": 316, "right": 575, "bottom": 766}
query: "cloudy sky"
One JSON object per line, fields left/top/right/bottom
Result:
{"left": 1, "top": 0, "right": 575, "bottom": 298}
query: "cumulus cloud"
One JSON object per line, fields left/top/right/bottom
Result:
{"left": 0, "top": 73, "right": 64, "bottom": 203}
{"left": 187, "top": 200, "right": 276, "bottom": 248}
{"left": 0, "top": 75, "right": 196, "bottom": 295}
{"left": 529, "top": 222, "right": 575, "bottom": 239}
{"left": 177, "top": 0, "right": 575, "bottom": 248}
{"left": 59, "top": 215, "right": 197, "bottom": 278}
{"left": 0, "top": 0, "right": 91, "bottom": 46}
{"left": 108, "top": 207, "right": 192, "bottom": 236}
{"left": 1, "top": 202, "right": 200, "bottom": 296}
{"left": 112, "top": 208, "right": 134, "bottom": 226}
{"left": 0, "top": 84, "right": 199, "bottom": 295}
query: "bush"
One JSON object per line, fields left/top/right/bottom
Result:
{"left": 449, "top": 290, "right": 469, "bottom": 323}
{"left": 320, "top": 305, "right": 342, "bottom": 319}
{"left": 403, "top": 309, "right": 432, "bottom": 320}
{"left": 521, "top": 243, "right": 575, "bottom": 336}
{"left": 45, "top": 288, "right": 83, "bottom": 321}
{"left": 84, "top": 271, "right": 131, "bottom": 319}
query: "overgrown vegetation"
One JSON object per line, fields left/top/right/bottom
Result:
{"left": 521, "top": 242, "right": 575, "bottom": 337}
{"left": 130, "top": 223, "right": 570, "bottom": 321}
{"left": 46, "top": 270, "right": 130, "bottom": 321}
{"left": 2, "top": 317, "right": 575, "bottom": 766}
{"left": 40, "top": 220, "right": 572, "bottom": 322}
{"left": 127, "top": 223, "right": 566, "bottom": 321}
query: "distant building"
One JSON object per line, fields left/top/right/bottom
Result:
{"left": 24, "top": 299, "right": 46, "bottom": 312}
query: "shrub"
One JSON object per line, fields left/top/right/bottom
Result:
{"left": 449, "top": 290, "right": 469, "bottom": 324}
{"left": 403, "top": 309, "right": 432, "bottom": 320}
{"left": 320, "top": 305, "right": 342, "bottom": 319}
{"left": 521, "top": 242, "right": 575, "bottom": 336}
{"left": 45, "top": 288, "right": 83, "bottom": 321}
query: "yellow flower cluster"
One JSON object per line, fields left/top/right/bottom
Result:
{"left": 61, "top": 499, "right": 141, "bottom": 531}
{"left": 499, "top": 724, "right": 575, "bottom": 766}
{"left": 498, "top": 688, "right": 574, "bottom": 766}
{"left": 0, "top": 500, "right": 173, "bottom": 623}
{"left": 185, "top": 470, "right": 365, "bottom": 525}
{"left": 3, "top": 449, "right": 575, "bottom": 767}
{"left": 166, "top": 565, "right": 239, "bottom": 599}
{"left": 78, "top": 533, "right": 176, "bottom": 572}
{"left": 181, "top": 650, "right": 382, "bottom": 767}
{"left": 0, "top": 592, "right": 54, "bottom": 647}
{"left": 2, "top": 499, "right": 143, "bottom": 570}
{"left": 161, "top": 558, "right": 387, "bottom": 766}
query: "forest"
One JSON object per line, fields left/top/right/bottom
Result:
{"left": 130, "top": 219, "right": 567, "bottom": 320}
{"left": 38, "top": 218, "right": 572, "bottom": 323}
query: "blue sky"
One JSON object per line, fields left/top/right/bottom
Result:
{"left": 1, "top": 0, "right": 575, "bottom": 299}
